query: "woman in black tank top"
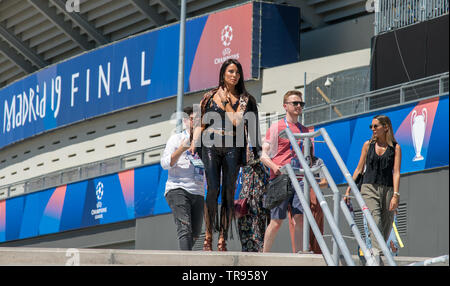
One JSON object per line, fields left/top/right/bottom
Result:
{"left": 344, "top": 115, "right": 401, "bottom": 259}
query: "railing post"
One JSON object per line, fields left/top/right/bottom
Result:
{"left": 320, "top": 164, "right": 379, "bottom": 266}
{"left": 400, "top": 86, "right": 405, "bottom": 103}
{"left": 284, "top": 164, "right": 336, "bottom": 266}
{"left": 302, "top": 72, "right": 307, "bottom": 126}
{"left": 302, "top": 137, "right": 311, "bottom": 253}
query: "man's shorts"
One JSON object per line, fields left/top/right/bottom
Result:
{"left": 270, "top": 181, "right": 304, "bottom": 220}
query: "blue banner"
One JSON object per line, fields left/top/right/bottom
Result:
{"left": 0, "top": 2, "right": 300, "bottom": 150}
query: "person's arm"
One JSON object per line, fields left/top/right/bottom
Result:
{"left": 161, "top": 135, "right": 180, "bottom": 169}
{"left": 188, "top": 125, "right": 202, "bottom": 155}
{"left": 188, "top": 99, "right": 204, "bottom": 155}
{"left": 390, "top": 144, "right": 402, "bottom": 211}
{"left": 318, "top": 178, "right": 328, "bottom": 188}
{"left": 260, "top": 142, "right": 281, "bottom": 176}
{"left": 170, "top": 138, "right": 190, "bottom": 167}
{"left": 344, "top": 141, "right": 370, "bottom": 202}
{"left": 316, "top": 158, "right": 328, "bottom": 188}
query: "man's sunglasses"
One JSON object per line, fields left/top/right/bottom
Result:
{"left": 286, "top": 101, "right": 305, "bottom": 108}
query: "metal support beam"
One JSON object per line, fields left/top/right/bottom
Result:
{"left": 157, "top": 0, "right": 180, "bottom": 20}
{"left": 50, "top": 0, "right": 109, "bottom": 46}
{"left": 28, "top": 0, "right": 94, "bottom": 51}
{"left": 175, "top": 0, "right": 186, "bottom": 133}
{"left": 0, "top": 40, "right": 36, "bottom": 74}
{"left": 0, "top": 22, "right": 48, "bottom": 68}
{"left": 128, "top": 0, "right": 167, "bottom": 26}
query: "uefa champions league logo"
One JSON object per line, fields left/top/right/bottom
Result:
{"left": 96, "top": 182, "right": 104, "bottom": 200}
{"left": 214, "top": 25, "right": 240, "bottom": 64}
{"left": 92, "top": 181, "right": 107, "bottom": 220}
{"left": 221, "top": 25, "right": 233, "bottom": 47}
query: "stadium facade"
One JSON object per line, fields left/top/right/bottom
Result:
{"left": 0, "top": 0, "right": 448, "bottom": 258}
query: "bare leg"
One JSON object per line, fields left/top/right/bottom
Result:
{"left": 292, "top": 214, "right": 304, "bottom": 253}
{"left": 263, "top": 219, "right": 283, "bottom": 253}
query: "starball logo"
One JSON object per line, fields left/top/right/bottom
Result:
{"left": 221, "top": 25, "right": 233, "bottom": 47}
{"left": 214, "top": 25, "right": 240, "bottom": 65}
{"left": 65, "top": 0, "right": 80, "bottom": 13}
{"left": 91, "top": 181, "right": 107, "bottom": 220}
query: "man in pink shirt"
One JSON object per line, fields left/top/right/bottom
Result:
{"left": 260, "top": 90, "right": 308, "bottom": 253}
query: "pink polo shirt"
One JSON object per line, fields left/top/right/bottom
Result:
{"left": 264, "top": 118, "right": 308, "bottom": 180}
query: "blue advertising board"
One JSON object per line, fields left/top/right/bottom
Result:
{"left": 0, "top": 2, "right": 300, "bottom": 150}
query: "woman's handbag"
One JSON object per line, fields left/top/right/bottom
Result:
{"left": 355, "top": 172, "right": 364, "bottom": 190}
{"left": 235, "top": 161, "right": 269, "bottom": 219}
{"left": 234, "top": 197, "right": 249, "bottom": 219}
{"left": 263, "top": 174, "right": 294, "bottom": 210}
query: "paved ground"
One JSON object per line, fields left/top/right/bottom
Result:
{"left": 0, "top": 247, "right": 447, "bottom": 266}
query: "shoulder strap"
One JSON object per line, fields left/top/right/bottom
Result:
{"left": 200, "top": 88, "right": 218, "bottom": 115}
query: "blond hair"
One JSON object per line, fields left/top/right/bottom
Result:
{"left": 370, "top": 115, "right": 397, "bottom": 147}
{"left": 283, "top": 90, "right": 303, "bottom": 104}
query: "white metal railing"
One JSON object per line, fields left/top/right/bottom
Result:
{"left": 302, "top": 72, "right": 448, "bottom": 126}
{"left": 280, "top": 127, "right": 391, "bottom": 265}
{"left": 375, "top": 0, "right": 449, "bottom": 35}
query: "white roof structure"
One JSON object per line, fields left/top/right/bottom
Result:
{"left": 0, "top": 0, "right": 371, "bottom": 88}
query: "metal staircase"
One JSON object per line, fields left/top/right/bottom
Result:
{"left": 279, "top": 127, "right": 397, "bottom": 266}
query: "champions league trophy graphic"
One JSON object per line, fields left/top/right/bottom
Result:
{"left": 411, "top": 108, "right": 427, "bottom": 161}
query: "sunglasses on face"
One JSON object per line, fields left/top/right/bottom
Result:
{"left": 369, "top": 124, "right": 383, "bottom": 129}
{"left": 286, "top": 101, "right": 305, "bottom": 108}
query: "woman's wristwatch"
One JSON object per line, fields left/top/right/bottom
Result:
{"left": 393, "top": 192, "right": 400, "bottom": 198}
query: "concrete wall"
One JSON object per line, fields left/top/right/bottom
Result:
{"left": 300, "top": 14, "right": 375, "bottom": 61}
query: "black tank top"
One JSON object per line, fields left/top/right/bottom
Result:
{"left": 362, "top": 142, "right": 397, "bottom": 187}
{"left": 203, "top": 98, "right": 241, "bottom": 147}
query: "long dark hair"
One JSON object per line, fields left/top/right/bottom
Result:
{"left": 218, "top": 59, "right": 247, "bottom": 95}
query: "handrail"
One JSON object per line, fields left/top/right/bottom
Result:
{"left": 280, "top": 128, "right": 356, "bottom": 266}
{"left": 301, "top": 72, "right": 448, "bottom": 126}
{"left": 280, "top": 127, "right": 398, "bottom": 266}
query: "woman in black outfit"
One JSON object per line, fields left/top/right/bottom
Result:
{"left": 344, "top": 115, "right": 401, "bottom": 260}
{"left": 189, "top": 59, "right": 260, "bottom": 251}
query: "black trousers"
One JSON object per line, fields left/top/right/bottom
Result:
{"left": 202, "top": 146, "right": 243, "bottom": 240}
{"left": 165, "top": 188, "right": 204, "bottom": 251}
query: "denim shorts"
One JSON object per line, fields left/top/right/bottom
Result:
{"left": 270, "top": 181, "right": 304, "bottom": 220}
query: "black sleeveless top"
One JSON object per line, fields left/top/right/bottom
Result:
{"left": 362, "top": 141, "right": 397, "bottom": 187}
{"left": 204, "top": 99, "right": 240, "bottom": 131}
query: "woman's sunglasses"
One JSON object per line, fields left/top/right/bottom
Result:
{"left": 369, "top": 124, "right": 383, "bottom": 129}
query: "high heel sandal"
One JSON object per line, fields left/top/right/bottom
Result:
{"left": 203, "top": 237, "right": 212, "bottom": 251}
{"left": 217, "top": 239, "right": 227, "bottom": 251}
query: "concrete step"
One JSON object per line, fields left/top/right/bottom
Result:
{"left": 0, "top": 247, "right": 447, "bottom": 266}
